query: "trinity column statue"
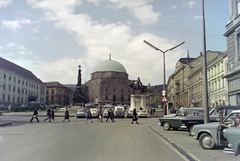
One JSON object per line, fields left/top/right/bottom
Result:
{"left": 72, "top": 65, "right": 85, "bottom": 107}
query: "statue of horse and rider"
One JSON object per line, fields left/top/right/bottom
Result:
{"left": 129, "top": 77, "right": 147, "bottom": 94}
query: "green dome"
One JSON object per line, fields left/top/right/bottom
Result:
{"left": 93, "top": 59, "right": 127, "bottom": 73}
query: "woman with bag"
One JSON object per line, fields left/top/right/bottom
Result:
{"left": 132, "top": 108, "right": 139, "bottom": 124}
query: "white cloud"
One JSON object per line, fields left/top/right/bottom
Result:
{"left": 6, "top": 42, "right": 32, "bottom": 55}
{"left": 182, "top": 1, "right": 197, "bottom": 8}
{"left": 1, "top": 19, "right": 32, "bottom": 31}
{"left": 44, "top": 36, "right": 50, "bottom": 42}
{"left": 0, "top": 0, "right": 12, "bottom": 8}
{"left": 132, "top": 5, "right": 159, "bottom": 25}
{"left": 108, "top": 0, "right": 159, "bottom": 25}
{"left": 31, "top": 27, "right": 39, "bottom": 33}
{"left": 193, "top": 15, "right": 202, "bottom": 20}
{"left": 7, "top": 42, "right": 17, "bottom": 47}
{"left": 86, "top": 0, "right": 101, "bottom": 5}
{"left": 172, "top": 5, "right": 177, "bottom": 9}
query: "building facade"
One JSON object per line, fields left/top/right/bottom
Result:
{"left": 45, "top": 82, "right": 72, "bottom": 106}
{"left": 0, "top": 57, "right": 46, "bottom": 107}
{"left": 224, "top": 0, "right": 240, "bottom": 106}
{"left": 167, "top": 51, "right": 225, "bottom": 107}
{"left": 208, "top": 52, "right": 228, "bottom": 107}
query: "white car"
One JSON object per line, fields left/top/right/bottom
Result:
{"left": 76, "top": 109, "right": 86, "bottom": 118}
{"left": 137, "top": 109, "right": 148, "bottom": 118}
{"left": 90, "top": 108, "right": 98, "bottom": 118}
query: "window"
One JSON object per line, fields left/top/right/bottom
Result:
{"left": 3, "top": 74, "right": 6, "bottom": 79}
{"left": 2, "top": 94, "right": 5, "bottom": 101}
{"left": 237, "top": 0, "right": 240, "bottom": 15}
{"left": 237, "top": 34, "right": 240, "bottom": 60}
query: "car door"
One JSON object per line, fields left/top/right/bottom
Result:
{"left": 169, "top": 110, "right": 186, "bottom": 128}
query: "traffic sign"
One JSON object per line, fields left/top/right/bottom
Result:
{"left": 162, "top": 96, "right": 168, "bottom": 102}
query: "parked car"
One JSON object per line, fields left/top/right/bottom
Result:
{"left": 90, "top": 108, "right": 98, "bottom": 118}
{"left": 127, "top": 109, "right": 133, "bottom": 118}
{"left": 193, "top": 109, "right": 240, "bottom": 150}
{"left": 223, "top": 127, "right": 240, "bottom": 156}
{"left": 114, "top": 106, "right": 125, "bottom": 118}
{"left": 137, "top": 109, "right": 148, "bottom": 118}
{"left": 76, "top": 109, "right": 86, "bottom": 118}
{"left": 181, "top": 106, "right": 240, "bottom": 136}
{"left": 159, "top": 107, "right": 204, "bottom": 131}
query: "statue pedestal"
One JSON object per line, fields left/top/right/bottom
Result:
{"left": 130, "top": 94, "right": 146, "bottom": 111}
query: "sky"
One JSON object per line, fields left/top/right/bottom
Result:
{"left": 0, "top": 0, "right": 229, "bottom": 86}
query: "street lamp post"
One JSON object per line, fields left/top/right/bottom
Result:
{"left": 202, "top": 0, "right": 209, "bottom": 123}
{"left": 143, "top": 40, "right": 185, "bottom": 115}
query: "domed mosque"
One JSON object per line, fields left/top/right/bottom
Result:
{"left": 86, "top": 54, "right": 133, "bottom": 105}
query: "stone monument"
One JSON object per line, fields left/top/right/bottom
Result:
{"left": 72, "top": 65, "right": 85, "bottom": 107}
{"left": 129, "top": 77, "right": 147, "bottom": 112}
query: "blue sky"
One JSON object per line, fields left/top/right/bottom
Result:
{"left": 0, "top": 0, "right": 229, "bottom": 85}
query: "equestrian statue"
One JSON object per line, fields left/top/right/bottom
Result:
{"left": 129, "top": 77, "right": 147, "bottom": 94}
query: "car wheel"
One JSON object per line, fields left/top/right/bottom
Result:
{"left": 163, "top": 122, "right": 171, "bottom": 131}
{"left": 188, "top": 124, "right": 195, "bottom": 136}
{"left": 235, "top": 145, "right": 240, "bottom": 156}
{"left": 199, "top": 133, "right": 215, "bottom": 150}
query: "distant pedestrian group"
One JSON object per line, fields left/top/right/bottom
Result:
{"left": 44, "top": 107, "right": 55, "bottom": 122}
{"left": 29, "top": 107, "right": 140, "bottom": 125}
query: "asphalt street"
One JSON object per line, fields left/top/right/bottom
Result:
{"left": 0, "top": 115, "right": 239, "bottom": 161}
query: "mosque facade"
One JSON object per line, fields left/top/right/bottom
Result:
{"left": 86, "top": 57, "right": 133, "bottom": 106}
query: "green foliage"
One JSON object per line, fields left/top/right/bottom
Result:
{"left": 153, "top": 96, "right": 161, "bottom": 105}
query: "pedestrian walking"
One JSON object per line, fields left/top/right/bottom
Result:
{"left": 97, "top": 107, "right": 103, "bottom": 122}
{"left": 132, "top": 108, "right": 139, "bottom": 124}
{"left": 30, "top": 108, "right": 40, "bottom": 123}
{"left": 85, "top": 108, "right": 93, "bottom": 123}
{"left": 63, "top": 107, "right": 70, "bottom": 122}
{"left": 110, "top": 108, "right": 115, "bottom": 122}
{"left": 50, "top": 107, "right": 55, "bottom": 122}
{"left": 106, "top": 108, "right": 115, "bottom": 122}
{"left": 106, "top": 109, "right": 111, "bottom": 122}
{"left": 44, "top": 106, "right": 51, "bottom": 122}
